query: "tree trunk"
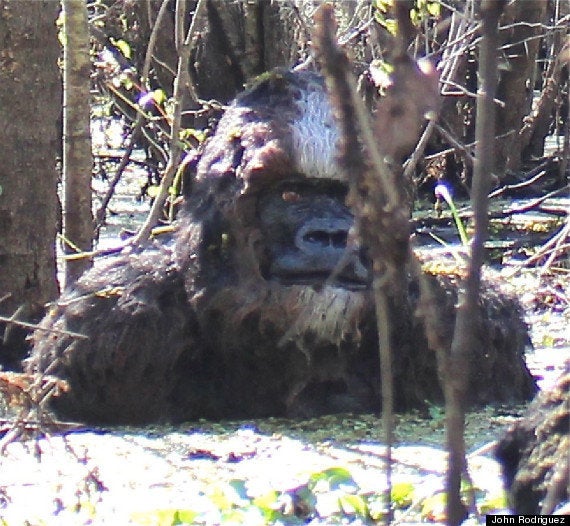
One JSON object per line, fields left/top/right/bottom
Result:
{"left": 62, "top": 0, "right": 93, "bottom": 286}
{"left": 523, "top": 1, "right": 570, "bottom": 160}
{"left": 108, "top": 0, "right": 363, "bottom": 106}
{"left": 495, "top": 0, "right": 547, "bottom": 174}
{"left": 445, "top": 2, "right": 504, "bottom": 523}
{"left": 0, "top": 0, "right": 61, "bottom": 368}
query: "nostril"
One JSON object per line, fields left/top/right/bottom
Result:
{"left": 331, "top": 231, "right": 348, "bottom": 248}
{"left": 297, "top": 218, "right": 352, "bottom": 252}
{"left": 302, "top": 230, "right": 348, "bottom": 248}
{"left": 303, "top": 231, "right": 332, "bottom": 247}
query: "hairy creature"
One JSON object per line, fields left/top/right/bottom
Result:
{"left": 27, "top": 70, "right": 537, "bottom": 424}
{"left": 496, "top": 364, "right": 569, "bottom": 515}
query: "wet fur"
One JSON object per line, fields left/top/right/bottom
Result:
{"left": 496, "top": 366, "right": 569, "bottom": 514}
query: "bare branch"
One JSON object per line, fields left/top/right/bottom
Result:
{"left": 445, "top": 1, "right": 506, "bottom": 524}
{"left": 133, "top": 0, "right": 206, "bottom": 247}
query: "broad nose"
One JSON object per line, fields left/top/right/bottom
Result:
{"left": 296, "top": 218, "right": 351, "bottom": 254}
{"left": 295, "top": 218, "right": 369, "bottom": 284}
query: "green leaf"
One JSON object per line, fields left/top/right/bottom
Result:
{"left": 208, "top": 485, "right": 233, "bottom": 511}
{"left": 338, "top": 493, "right": 369, "bottom": 517}
{"left": 110, "top": 37, "right": 132, "bottom": 59}
{"left": 380, "top": 17, "right": 398, "bottom": 35}
{"left": 410, "top": 8, "right": 421, "bottom": 25}
{"left": 435, "top": 184, "right": 469, "bottom": 245}
{"left": 251, "top": 490, "right": 288, "bottom": 522}
{"left": 411, "top": 0, "right": 441, "bottom": 24}
{"left": 480, "top": 491, "right": 508, "bottom": 514}
{"left": 391, "top": 481, "right": 415, "bottom": 507}
{"left": 427, "top": 1, "right": 441, "bottom": 17}
{"left": 252, "top": 489, "right": 280, "bottom": 511}
{"left": 421, "top": 492, "right": 447, "bottom": 522}
{"left": 308, "top": 467, "right": 357, "bottom": 492}
{"left": 208, "top": 479, "right": 250, "bottom": 512}
{"left": 180, "top": 128, "right": 207, "bottom": 143}
{"left": 172, "top": 509, "right": 201, "bottom": 525}
{"left": 426, "top": 402, "right": 445, "bottom": 421}
{"left": 228, "top": 479, "right": 249, "bottom": 501}
{"left": 146, "top": 185, "right": 160, "bottom": 198}
{"left": 152, "top": 88, "right": 167, "bottom": 106}
{"left": 373, "top": 0, "right": 393, "bottom": 14}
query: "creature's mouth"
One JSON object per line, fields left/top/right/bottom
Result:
{"left": 274, "top": 271, "right": 369, "bottom": 290}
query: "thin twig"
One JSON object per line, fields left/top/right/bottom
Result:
{"left": 132, "top": 0, "right": 206, "bottom": 247}
{"left": 0, "top": 316, "right": 88, "bottom": 340}
{"left": 424, "top": 128, "right": 515, "bottom": 163}
{"left": 403, "top": 119, "right": 437, "bottom": 181}
{"left": 504, "top": 218, "right": 570, "bottom": 274}
{"left": 95, "top": 0, "right": 171, "bottom": 231}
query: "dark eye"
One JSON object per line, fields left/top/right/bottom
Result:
{"left": 282, "top": 191, "right": 301, "bottom": 202}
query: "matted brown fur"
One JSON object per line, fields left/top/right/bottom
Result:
{"left": 496, "top": 364, "right": 569, "bottom": 514}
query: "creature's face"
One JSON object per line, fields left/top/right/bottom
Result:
{"left": 180, "top": 69, "right": 374, "bottom": 335}
{"left": 256, "top": 180, "right": 368, "bottom": 289}
{"left": 183, "top": 70, "right": 370, "bottom": 290}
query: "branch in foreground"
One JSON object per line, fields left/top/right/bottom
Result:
{"left": 313, "top": 4, "right": 439, "bottom": 522}
{"left": 445, "top": 1, "right": 505, "bottom": 525}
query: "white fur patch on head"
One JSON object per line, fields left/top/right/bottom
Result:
{"left": 290, "top": 87, "right": 344, "bottom": 181}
